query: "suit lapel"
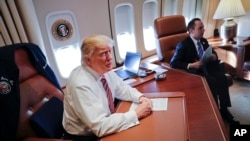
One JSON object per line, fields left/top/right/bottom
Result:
{"left": 187, "top": 37, "right": 199, "bottom": 59}
{"left": 200, "top": 38, "right": 209, "bottom": 50}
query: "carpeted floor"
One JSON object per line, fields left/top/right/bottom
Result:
{"left": 228, "top": 78, "right": 250, "bottom": 125}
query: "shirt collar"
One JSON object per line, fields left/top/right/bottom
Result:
{"left": 82, "top": 64, "right": 103, "bottom": 81}
{"left": 190, "top": 36, "right": 200, "bottom": 45}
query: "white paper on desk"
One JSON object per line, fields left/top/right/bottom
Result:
{"left": 129, "top": 98, "right": 168, "bottom": 111}
{"left": 201, "top": 45, "right": 212, "bottom": 64}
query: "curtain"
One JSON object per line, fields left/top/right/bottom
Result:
{"left": 201, "top": 0, "right": 220, "bottom": 38}
{"left": 0, "top": 0, "right": 28, "bottom": 46}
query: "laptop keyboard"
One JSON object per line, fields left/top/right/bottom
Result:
{"left": 116, "top": 69, "right": 137, "bottom": 80}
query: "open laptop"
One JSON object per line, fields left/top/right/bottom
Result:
{"left": 115, "top": 52, "right": 142, "bottom": 80}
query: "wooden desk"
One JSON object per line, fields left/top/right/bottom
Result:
{"left": 208, "top": 37, "right": 250, "bottom": 81}
{"left": 102, "top": 92, "right": 187, "bottom": 141}
{"left": 102, "top": 68, "right": 229, "bottom": 141}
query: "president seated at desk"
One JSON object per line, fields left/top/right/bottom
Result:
{"left": 62, "top": 34, "right": 153, "bottom": 141}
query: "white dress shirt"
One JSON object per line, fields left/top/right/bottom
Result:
{"left": 62, "top": 65, "right": 143, "bottom": 137}
{"left": 187, "top": 36, "right": 204, "bottom": 69}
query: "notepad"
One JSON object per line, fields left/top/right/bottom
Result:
{"left": 201, "top": 45, "right": 212, "bottom": 64}
{"left": 129, "top": 98, "right": 168, "bottom": 111}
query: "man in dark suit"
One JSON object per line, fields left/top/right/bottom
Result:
{"left": 170, "top": 18, "right": 239, "bottom": 125}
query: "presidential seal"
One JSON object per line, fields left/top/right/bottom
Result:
{"left": 52, "top": 19, "right": 73, "bottom": 41}
{"left": 0, "top": 81, "right": 11, "bottom": 95}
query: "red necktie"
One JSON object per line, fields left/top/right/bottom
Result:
{"left": 101, "top": 76, "right": 115, "bottom": 113}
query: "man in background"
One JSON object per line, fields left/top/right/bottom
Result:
{"left": 170, "top": 18, "right": 240, "bottom": 125}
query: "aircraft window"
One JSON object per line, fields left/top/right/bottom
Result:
{"left": 143, "top": 26, "right": 156, "bottom": 51}
{"left": 53, "top": 44, "right": 80, "bottom": 78}
{"left": 117, "top": 32, "right": 136, "bottom": 59}
{"left": 162, "top": 0, "right": 203, "bottom": 23}
{"left": 163, "top": 0, "right": 178, "bottom": 15}
{"left": 45, "top": 11, "right": 80, "bottom": 84}
{"left": 114, "top": 4, "right": 136, "bottom": 60}
{"left": 142, "top": 1, "right": 158, "bottom": 51}
{"left": 182, "top": 0, "right": 203, "bottom": 22}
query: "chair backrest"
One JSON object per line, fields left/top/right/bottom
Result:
{"left": 154, "top": 15, "right": 189, "bottom": 64}
{"left": 15, "top": 47, "right": 64, "bottom": 139}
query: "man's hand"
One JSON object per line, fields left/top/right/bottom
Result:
{"left": 189, "top": 60, "right": 203, "bottom": 69}
{"left": 139, "top": 96, "right": 153, "bottom": 106}
{"left": 135, "top": 96, "right": 152, "bottom": 119}
{"left": 209, "top": 54, "right": 217, "bottom": 61}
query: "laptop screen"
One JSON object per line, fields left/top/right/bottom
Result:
{"left": 123, "top": 52, "right": 142, "bottom": 74}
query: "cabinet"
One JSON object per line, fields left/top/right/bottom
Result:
{"left": 208, "top": 37, "right": 250, "bottom": 81}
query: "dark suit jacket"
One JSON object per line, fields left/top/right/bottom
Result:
{"left": 170, "top": 36, "right": 232, "bottom": 108}
{"left": 170, "top": 36, "right": 221, "bottom": 75}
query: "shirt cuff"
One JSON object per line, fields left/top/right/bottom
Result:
{"left": 187, "top": 63, "right": 190, "bottom": 69}
{"left": 124, "top": 110, "right": 139, "bottom": 126}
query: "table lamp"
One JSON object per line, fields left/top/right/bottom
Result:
{"left": 213, "top": 0, "right": 246, "bottom": 43}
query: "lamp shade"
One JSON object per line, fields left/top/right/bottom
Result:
{"left": 213, "top": 0, "right": 246, "bottom": 19}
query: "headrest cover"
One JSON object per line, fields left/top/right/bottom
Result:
{"left": 154, "top": 15, "right": 187, "bottom": 38}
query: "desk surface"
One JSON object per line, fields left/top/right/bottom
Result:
{"left": 103, "top": 68, "right": 229, "bottom": 141}
{"left": 101, "top": 92, "right": 187, "bottom": 141}
{"left": 208, "top": 36, "right": 250, "bottom": 47}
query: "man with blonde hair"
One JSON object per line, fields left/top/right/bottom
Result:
{"left": 63, "top": 34, "right": 152, "bottom": 141}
